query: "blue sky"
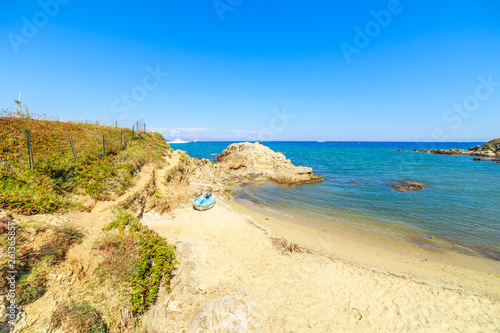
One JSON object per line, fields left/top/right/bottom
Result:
{"left": 1, "top": 0, "right": 499, "bottom": 141}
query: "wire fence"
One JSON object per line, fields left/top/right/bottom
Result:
{"left": 0, "top": 116, "right": 148, "bottom": 170}
{"left": 79, "top": 119, "right": 147, "bottom": 132}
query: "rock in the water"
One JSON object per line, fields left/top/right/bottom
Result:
{"left": 413, "top": 148, "right": 468, "bottom": 155}
{"left": 473, "top": 158, "right": 482, "bottom": 161}
{"left": 214, "top": 142, "right": 324, "bottom": 185}
{"left": 393, "top": 181, "right": 427, "bottom": 192}
{"left": 412, "top": 139, "right": 500, "bottom": 158}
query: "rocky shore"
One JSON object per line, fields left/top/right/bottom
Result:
{"left": 412, "top": 138, "right": 500, "bottom": 158}
{"left": 136, "top": 142, "right": 324, "bottom": 219}
{"left": 215, "top": 142, "right": 324, "bottom": 185}
{"left": 4, "top": 141, "right": 500, "bottom": 332}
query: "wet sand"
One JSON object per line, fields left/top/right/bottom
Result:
{"left": 230, "top": 197, "right": 500, "bottom": 298}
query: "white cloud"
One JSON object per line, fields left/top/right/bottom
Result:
{"left": 150, "top": 127, "right": 262, "bottom": 141}
{"left": 173, "top": 127, "right": 212, "bottom": 133}
{"left": 149, "top": 127, "right": 212, "bottom": 137}
{"left": 230, "top": 129, "right": 259, "bottom": 134}
{"left": 149, "top": 127, "right": 180, "bottom": 137}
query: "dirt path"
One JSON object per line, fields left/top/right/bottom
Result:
{"left": 14, "top": 157, "right": 177, "bottom": 332}
{"left": 91, "top": 164, "right": 155, "bottom": 214}
{"left": 155, "top": 150, "right": 181, "bottom": 195}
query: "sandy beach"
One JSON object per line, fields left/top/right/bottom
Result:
{"left": 5, "top": 145, "right": 500, "bottom": 332}
{"left": 4, "top": 2, "right": 500, "bottom": 330}
{"left": 141, "top": 196, "right": 500, "bottom": 332}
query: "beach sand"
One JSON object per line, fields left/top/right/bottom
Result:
{"left": 142, "top": 197, "right": 500, "bottom": 332}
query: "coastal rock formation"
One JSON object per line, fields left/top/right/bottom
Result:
{"left": 467, "top": 138, "right": 500, "bottom": 156}
{"left": 393, "top": 181, "right": 427, "bottom": 192}
{"left": 146, "top": 143, "right": 324, "bottom": 216}
{"left": 413, "top": 148, "right": 469, "bottom": 155}
{"left": 413, "top": 138, "right": 500, "bottom": 158}
{"left": 214, "top": 142, "right": 324, "bottom": 185}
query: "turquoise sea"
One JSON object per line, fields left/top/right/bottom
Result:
{"left": 173, "top": 141, "right": 500, "bottom": 261}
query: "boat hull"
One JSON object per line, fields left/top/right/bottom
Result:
{"left": 193, "top": 196, "right": 216, "bottom": 211}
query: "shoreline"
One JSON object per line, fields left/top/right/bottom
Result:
{"left": 229, "top": 196, "right": 500, "bottom": 298}
{"left": 143, "top": 195, "right": 500, "bottom": 331}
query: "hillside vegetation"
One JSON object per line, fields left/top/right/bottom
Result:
{"left": 0, "top": 111, "right": 180, "bottom": 331}
{"left": 0, "top": 113, "right": 170, "bottom": 214}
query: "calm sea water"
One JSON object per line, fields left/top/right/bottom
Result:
{"left": 172, "top": 141, "right": 500, "bottom": 260}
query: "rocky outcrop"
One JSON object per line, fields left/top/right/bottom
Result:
{"left": 393, "top": 181, "right": 427, "bottom": 192}
{"left": 413, "top": 138, "right": 500, "bottom": 158}
{"left": 140, "top": 143, "right": 324, "bottom": 215}
{"left": 413, "top": 148, "right": 469, "bottom": 155}
{"left": 214, "top": 142, "right": 324, "bottom": 185}
{"left": 468, "top": 138, "right": 500, "bottom": 157}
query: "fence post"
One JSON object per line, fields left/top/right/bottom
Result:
{"left": 136, "top": 121, "right": 139, "bottom": 132}
{"left": 144, "top": 123, "right": 146, "bottom": 133}
{"left": 25, "top": 129, "right": 33, "bottom": 170}
{"left": 102, "top": 135, "right": 105, "bottom": 159}
{"left": 132, "top": 125, "right": 135, "bottom": 139}
{"left": 115, "top": 121, "right": 118, "bottom": 127}
{"left": 120, "top": 131, "right": 123, "bottom": 150}
{"left": 69, "top": 136, "right": 78, "bottom": 162}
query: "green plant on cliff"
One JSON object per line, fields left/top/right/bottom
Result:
{"left": 104, "top": 206, "right": 141, "bottom": 233}
{"left": 130, "top": 228, "right": 178, "bottom": 316}
{"left": 93, "top": 232, "right": 138, "bottom": 284}
{"left": 99, "top": 208, "right": 178, "bottom": 319}
{"left": 51, "top": 301, "right": 108, "bottom": 333}
{"left": 0, "top": 107, "right": 170, "bottom": 214}
{"left": 0, "top": 217, "right": 84, "bottom": 305}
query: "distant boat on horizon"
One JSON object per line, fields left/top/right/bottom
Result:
{"left": 194, "top": 139, "right": 200, "bottom": 143}
{"left": 168, "top": 138, "right": 190, "bottom": 144}
{"left": 317, "top": 140, "right": 325, "bottom": 143}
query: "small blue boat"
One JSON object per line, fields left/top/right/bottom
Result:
{"left": 193, "top": 192, "right": 216, "bottom": 211}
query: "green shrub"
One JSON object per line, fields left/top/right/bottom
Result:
{"left": 130, "top": 229, "right": 178, "bottom": 316}
{"left": 0, "top": 115, "right": 170, "bottom": 214}
{"left": 104, "top": 209, "right": 179, "bottom": 318}
{"left": 93, "top": 233, "right": 137, "bottom": 283}
{"left": 0, "top": 167, "right": 74, "bottom": 214}
{"left": 51, "top": 301, "right": 107, "bottom": 333}
{"left": 105, "top": 206, "right": 141, "bottom": 233}
{"left": 7, "top": 223, "right": 83, "bottom": 305}
{"left": 18, "top": 268, "right": 46, "bottom": 305}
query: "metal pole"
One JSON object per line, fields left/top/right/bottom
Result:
{"left": 120, "top": 131, "right": 123, "bottom": 150}
{"left": 25, "top": 129, "right": 32, "bottom": 170}
{"left": 29, "top": 130, "right": 34, "bottom": 168}
{"left": 69, "top": 137, "right": 78, "bottom": 162}
{"left": 136, "top": 121, "right": 139, "bottom": 132}
{"left": 102, "top": 135, "right": 105, "bottom": 159}
{"left": 132, "top": 126, "right": 135, "bottom": 139}
{"left": 144, "top": 123, "right": 146, "bottom": 133}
